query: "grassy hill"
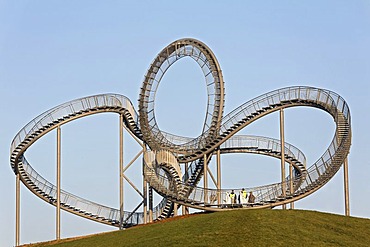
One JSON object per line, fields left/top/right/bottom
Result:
{"left": 23, "top": 209, "right": 370, "bottom": 247}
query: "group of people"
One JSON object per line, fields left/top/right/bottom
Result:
{"left": 227, "top": 188, "right": 255, "bottom": 205}
{"left": 209, "top": 188, "right": 256, "bottom": 206}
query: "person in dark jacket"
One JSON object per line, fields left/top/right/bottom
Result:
{"left": 248, "top": 191, "right": 255, "bottom": 203}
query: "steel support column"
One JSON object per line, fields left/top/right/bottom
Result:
{"left": 149, "top": 186, "right": 153, "bottom": 222}
{"left": 142, "top": 144, "right": 147, "bottom": 224}
{"left": 203, "top": 154, "right": 208, "bottom": 204}
{"left": 183, "top": 163, "right": 188, "bottom": 215}
{"left": 280, "top": 109, "right": 286, "bottom": 209}
{"left": 15, "top": 172, "right": 20, "bottom": 246}
{"left": 344, "top": 157, "right": 350, "bottom": 216}
{"left": 216, "top": 149, "right": 221, "bottom": 207}
{"left": 143, "top": 180, "right": 147, "bottom": 224}
{"left": 56, "top": 126, "right": 61, "bottom": 240}
{"left": 289, "top": 163, "right": 294, "bottom": 209}
{"left": 119, "top": 114, "right": 124, "bottom": 229}
{"left": 174, "top": 203, "right": 178, "bottom": 216}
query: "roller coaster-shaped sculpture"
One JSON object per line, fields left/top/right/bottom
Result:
{"left": 11, "top": 38, "right": 351, "bottom": 231}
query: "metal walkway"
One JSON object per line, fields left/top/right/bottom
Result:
{"left": 10, "top": 38, "right": 351, "bottom": 232}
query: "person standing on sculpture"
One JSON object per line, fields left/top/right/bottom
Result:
{"left": 248, "top": 191, "right": 255, "bottom": 204}
{"left": 240, "top": 188, "right": 248, "bottom": 204}
{"left": 229, "top": 190, "right": 236, "bottom": 204}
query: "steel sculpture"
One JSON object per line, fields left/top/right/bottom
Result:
{"left": 11, "top": 38, "right": 351, "bottom": 246}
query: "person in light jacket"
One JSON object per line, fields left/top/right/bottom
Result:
{"left": 239, "top": 188, "right": 248, "bottom": 204}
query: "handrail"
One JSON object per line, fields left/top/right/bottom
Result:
{"left": 11, "top": 94, "right": 139, "bottom": 160}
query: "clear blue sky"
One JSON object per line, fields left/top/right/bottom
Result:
{"left": 1, "top": 1, "right": 370, "bottom": 246}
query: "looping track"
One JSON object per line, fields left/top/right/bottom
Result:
{"left": 10, "top": 38, "right": 351, "bottom": 228}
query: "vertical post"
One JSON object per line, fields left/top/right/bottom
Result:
{"left": 203, "top": 154, "right": 208, "bottom": 204}
{"left": 142, "top": 145, "right": 147, "bottom": 224}
{"left": 182, "top": 163, "right": 188, "bottom": 215}
{"left": 344, "top": 157, "right": 350, "bottom": 216}
{"left": 15, "top": 172, "right": 20, "bottom": 247}
{"left": 119, "top": 114, "right": 124, "bottom": 229}
{"left": 174, "top": 203, "right": 178, "bottom": 216}
{"left": 216, "top": 149, "right": 221, "bottom": 207}
{"left": 143, "top": 180, "right": 147, "bottom": 224}
{"left": 149, "top": 186, "right": 153, "bottom": 222}
{"left": 289, "top": 163, "right": 294, "bottom": 209}
{"left": 56, "top": 126, "right": 61, "bottom": 240}
{"left": 280, "top": 109, "right": 286, "bottom": 209}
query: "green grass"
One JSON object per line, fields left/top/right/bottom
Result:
{"left": 25, "top": 209, "right": 370, "bottom": 247}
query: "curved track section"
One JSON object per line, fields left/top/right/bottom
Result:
{"left": 10, "top": 94, "right": 169, "bottom": 227}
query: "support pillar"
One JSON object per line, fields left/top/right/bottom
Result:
{"left": 143, "top": 180, "right": 147, "bottom": 224}
{"left": 280, "top": 109, "right": 286, "bottom": 209}
{"left": 344, "top": 157, "right": 350, "bottom": 216}
{"left": 216, "top": 149, "right": 221, "bottom": 207}
{"left": 142, "top": 145, "right": 147, "bottom": 224}
{"left": 119, "top": 114, "right": 124, "bottom": 229}
{"left": 15, "top": 172, "right": 20, "bottom": 247}
{"left": 289, "top": 163, "right": 294, "bottom": 209}
{"left": 182, "top": 163, "right": 189, "bottom": 215}
{"left": 173, "top": 203, "right": 178, "bottom": 216}
{"left": 203, "top": 154, "right": 208, "bottom": 204}
{"left": 149, "top": 186, "right": 153, "bottom": 222}
{"left": 56, "top": 126, "right": 61, "bottom": 240}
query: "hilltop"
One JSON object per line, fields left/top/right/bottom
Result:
{"left": 22, "top": 209, "right": 370, "bottom": 247}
